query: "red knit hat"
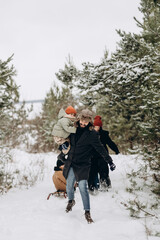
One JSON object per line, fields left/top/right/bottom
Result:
{"left": 65, "top": 106, "right": 77, "bottom": 114}
{"left": 94, "top": 115, "right": 102, "bottom": 127}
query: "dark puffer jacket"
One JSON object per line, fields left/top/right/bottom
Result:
{"left": 63, "top": 123, "right": 113, "bottom": 182}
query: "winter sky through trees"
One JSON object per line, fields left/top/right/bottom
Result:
{"left": 0, "top": 0, "right": 143, "bottom": 101}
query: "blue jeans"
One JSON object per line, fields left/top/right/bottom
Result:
{"left": 66, "top": 167, "right": 90, "bottom": 211}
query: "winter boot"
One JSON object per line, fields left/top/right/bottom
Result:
{"left": 62, "top": 141, "right": 69, "bottom": 150}
{"left": 106, "top": 176, "right": 111, "bottom": 188}
{"left": 89, "top": 185, "right": 94, "bottom": 192}
{"left": 66, "top": 200, "right": 75, "bottom": 212}
{"left": 88, "top": 185, "right": 98, "bottom": 195}
{"left": 99, "top": 179, "right": 108, "bottom": 192}
{"left": 85, "top": 211, "right": 94, "bottom": 224}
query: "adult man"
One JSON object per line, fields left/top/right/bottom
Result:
{"left": 88, "top": 115, "right": 120, "bottom": 192}
{"left": 63, "top": 109, "right": 116, "bottom": 223}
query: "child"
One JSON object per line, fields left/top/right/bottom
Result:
{"left": 52, "top": 106, "right": 77, "bottom": 155}
{"left": 46, "top": 157, "right": 67, "bottom": 199}
{"left": 50, "top": 157, "right": 76, "bottom": 198}
{"left": 52, "top": 159, "right": 66, "bottom": 192}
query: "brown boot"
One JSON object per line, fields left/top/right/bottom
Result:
{"left": 85, "top": 211, "right": 94, "bottom": 223}
{"left": 66, "top": 200, "right": 75, "bottom": 212}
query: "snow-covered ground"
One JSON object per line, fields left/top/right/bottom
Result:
{"left": 0, "top": 151, "right": 159, "bottom": 240}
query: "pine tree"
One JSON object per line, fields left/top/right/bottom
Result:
{"left": 133, "top": 0, "right": 160, "bottom": 180}
{"left": 55, "top": 55, "right": 79, "bottom": 90}
{"left": 0, "top": 55, "right": 19, "bottom": 109}
{"left": 0, "top": 55, "right": 20, "bottom": 144}
{"left": 74, "top": 0, "right": 160, "bottom": 190}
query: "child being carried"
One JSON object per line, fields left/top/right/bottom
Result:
{"left": 52, "top": 106, "right": 77, "bottom": 155}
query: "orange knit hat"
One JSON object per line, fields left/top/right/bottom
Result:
{"left": 65, "top": 106, "right": 77, "bottom": 115}
{"left": 93, "top": 115, "right": 102, "bottom": 127}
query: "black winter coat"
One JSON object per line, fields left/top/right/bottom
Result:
{"left": 88, "top": 128, "right": 119, "bottom": 184}
{"left": 94, "top": 128, "right": 120, "bottom": 157}
{"left": 54, "top": 159, "right": 64, "bottom": 172}
{"left": 63, "top": 125, "right": 113, "bottom": 181}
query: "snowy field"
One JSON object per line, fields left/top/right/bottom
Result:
{"left": 0, "top": 150, "right": 159, "bottom": 240}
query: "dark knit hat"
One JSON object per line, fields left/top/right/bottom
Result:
{"left": 65, "top": 106, "right": 77, "bottom": 114}
{"left": 94, "top": 115, "right": 102, "bottom": 127}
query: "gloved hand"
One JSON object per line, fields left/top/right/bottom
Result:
{"left": 109, "top": 162, "right": 116, "bottom": 171}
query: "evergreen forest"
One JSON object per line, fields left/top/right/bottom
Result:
{"left": 0, "top": 0, "right": 160, "bottom": 220}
